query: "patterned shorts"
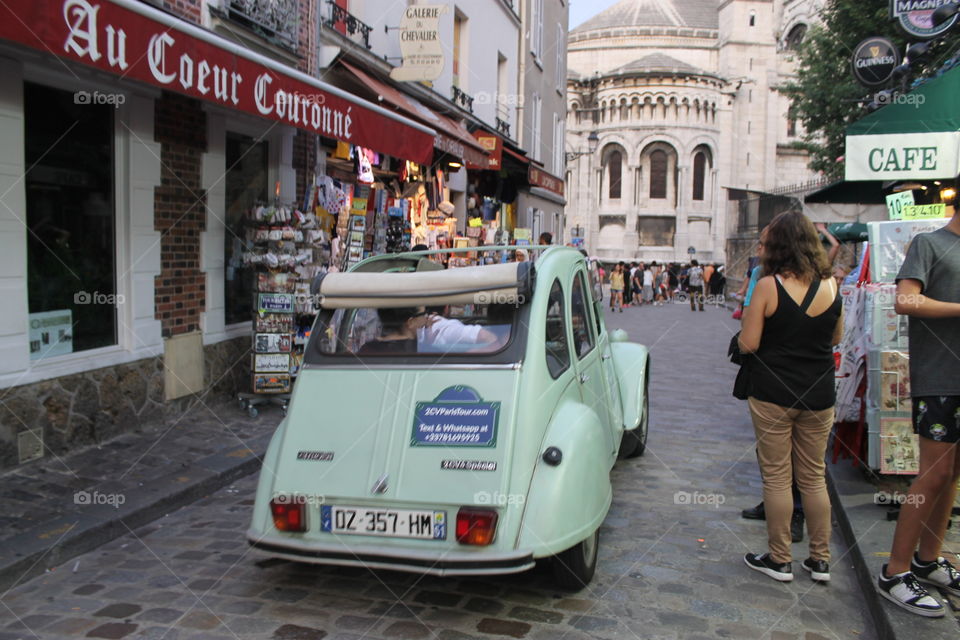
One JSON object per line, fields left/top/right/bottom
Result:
{"left": 913, "top": 396, "right": 960, "bottom": 443}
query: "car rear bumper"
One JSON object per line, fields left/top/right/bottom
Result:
{"left": 247, "top": 529, "right": 535, "bottom": 576}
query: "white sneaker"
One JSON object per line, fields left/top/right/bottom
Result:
{"left": 912, "top": 554, "right": 960, "bottom": 597}
{"left": 877, "top": 565, "right": 944, "bottom": 617}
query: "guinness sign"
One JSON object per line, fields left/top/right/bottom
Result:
{"left": 851, "top": 37, "right": 900, "bottom": 87}
{"left": 891, "top": 0, "right": 959, "bottom": 39}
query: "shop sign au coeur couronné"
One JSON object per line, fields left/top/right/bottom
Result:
{"left": 0, "top": 0, "right": 435, "bottom": 164}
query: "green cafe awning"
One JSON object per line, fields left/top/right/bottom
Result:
{"left": 845, "top": 65, "right": 960, "bottom": 182}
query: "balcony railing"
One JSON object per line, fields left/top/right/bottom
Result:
{"left": 496, "top": 117, "right": 511, "bottom": 139}
{"left": 227, "top": 0, "right": 299, "bottom": 51}
{"left": 324, "top": 0, "right": 372, "bottom": 49}
{"left": 451, "top": 86, "right": 474, "bottom": 113}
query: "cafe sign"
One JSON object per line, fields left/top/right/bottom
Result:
{"left": 891, "top": 0, "right": 959, "bottom": 39}
{"left": 845, "top": 132, "right": 960, "bottom": 180}
{"left": 528, "top": 166, "right": 565, "bottom": 197}
{"left": 389, "top": 5, "right": 447, "bottom": 82}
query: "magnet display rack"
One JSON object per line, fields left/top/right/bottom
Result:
{"left": 237, "top": 203, "right": 327, "bottom": 417}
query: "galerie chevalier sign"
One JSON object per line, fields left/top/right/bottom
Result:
{"left": 0, "top": 0, "right": 435, "bottom": 164}
{"left": 389, "top": 5, "right": 447, "bottom": 83}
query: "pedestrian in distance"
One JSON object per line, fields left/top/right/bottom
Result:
{"left": 876, "top": 197, "right": 960, "bottom": 617}
{"left": 642, "top": 263, "right": 655, "bottom": 305}
{"left": 738, "top": 210, "right": 843, "bottom": 584}
{"left": 631, "top": 265, "right": 643, "bottom": 307}
{"left": 609, "top": 263, "right": 624, "bottom": 312}
{"left": 687, "top": 260, "right": 705, "bottom": 311}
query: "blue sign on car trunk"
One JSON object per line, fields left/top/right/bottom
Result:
{"left": 411, "top": 386, "right": 500, "bottom": 447}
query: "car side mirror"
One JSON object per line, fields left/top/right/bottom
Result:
{"left": 610, "top": 329, "right": 628, "bottom": 343}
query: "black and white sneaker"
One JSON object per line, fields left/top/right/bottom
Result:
{"left": 877, "top": 565, "right": 944, "bottom": 618}
{"left": 744, "top": 552, "right": 793, "bottom": 582}
{"left": 912, "top": 554, "right": 960, "bottom": 598}
{"left": 802, "top": 558, "right": 830, "bottom": 582}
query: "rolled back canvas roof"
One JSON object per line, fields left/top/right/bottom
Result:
{"left": 312, "top": 262, "right": 533, "bottom": 308}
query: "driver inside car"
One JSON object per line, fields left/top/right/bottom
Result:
{"left": 418, "top": 304, "right": 509, "bottom": 352}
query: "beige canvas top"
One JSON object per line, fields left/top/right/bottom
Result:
{"left": 313, "top": 262, "right": 530, "bottom": 308}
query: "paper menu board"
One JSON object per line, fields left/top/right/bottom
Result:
{"left": 868, "top": 219, "right": 949, "bottom": 283}
{"left": 879, "top": 416, "right": 919, "bottom": 475}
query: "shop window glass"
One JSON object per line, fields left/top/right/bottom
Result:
{"left": 649, "top": 150, "right": 667, "bottom": 199}
{"left": 225, "top": 132, "right": 268, "bottom": 325}
{"left": 544, "top": 279, "right": 569, "bottom": 378}
{"left": 607, "top": 151, "right": 622, "bottom": 199}
{"left": 25, "top": 82, "right": 115, "bottom": 359}
{"left": 571, "top": 273, "right": 595, "bottom": 359}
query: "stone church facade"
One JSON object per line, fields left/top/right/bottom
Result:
{"left": 565, "top": 0, "right": 822, "bottom": 263}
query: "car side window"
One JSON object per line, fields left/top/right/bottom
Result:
{"left": 545, "top": 279, "right": 570, "bottom": 378}
{"left": 571, "top": 272, "right": 596, "bottom": 359}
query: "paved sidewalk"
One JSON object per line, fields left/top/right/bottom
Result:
{"left": 827, "top": 456, "right": 960, "bottom": 639}
{"left": 0, "top": 397, "right": 282, "bottom": 593}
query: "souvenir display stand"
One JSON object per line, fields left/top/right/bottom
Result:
{"left": 237, "top": 203, "right": 328, "bottom": 417}
{"left": 861, "top": 219, "right": 949, "bottom": 474}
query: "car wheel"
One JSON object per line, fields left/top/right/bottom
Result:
{"left": 552, "top": 527, "right": 599, "bottom": 590}
{"left": 618, "top": 382, "right": 649, "bottom": 459}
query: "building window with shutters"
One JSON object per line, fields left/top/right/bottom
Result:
{"left": 649, "top": 149, "right": 667, "bottom": 199}
{"left": 607, "top": 151, "right": 622, "bottom": 200}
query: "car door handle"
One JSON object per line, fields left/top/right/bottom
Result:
{"left": 601, "top": 354, "right": 612, "bottom": 361}
{"left": 579, "top": 373, "right": 590, "bottom": 384}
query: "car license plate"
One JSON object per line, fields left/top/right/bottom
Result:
{"left": 320, "top": 505, "right": 446, "bottom": 540}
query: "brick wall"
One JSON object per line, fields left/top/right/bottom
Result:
{"left": 154, "top": 92, "right": 207, "bottom": 338}
{"left": 163, "top": 0, "right": 202, "bottom": 25}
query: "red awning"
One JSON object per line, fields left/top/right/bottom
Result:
{"left": 528, "top": 164, "right": 565, "bottom": 197}
{"left": 0, "top": 0, "right": 435, "bottom": 164}
{"left": 340, "top": 62, "right": 488, "bottom": 167}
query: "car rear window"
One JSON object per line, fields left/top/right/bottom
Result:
{"left": 311, "top": 303, "right": 516, "bottom": 357}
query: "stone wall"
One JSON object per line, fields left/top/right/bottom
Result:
{"left": 0, "top": 336, "right": 249, "bottom": 471}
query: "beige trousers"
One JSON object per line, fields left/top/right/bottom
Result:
{"left": 748, "top": 397, "right": 834, "bottom": 563}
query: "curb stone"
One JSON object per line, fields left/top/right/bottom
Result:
{"left": 826, "top": 457, "right": 960, "bottom": 640}
{"left": 0, "top": 432, "right": 272, "bottom": 593}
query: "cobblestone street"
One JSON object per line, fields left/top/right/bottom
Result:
{"left": 0, "top": 302, "right": 877, "bottom": 640}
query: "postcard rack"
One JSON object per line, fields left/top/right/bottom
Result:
{"left": 237, "top": 204, "right": 326, "bottom": 417}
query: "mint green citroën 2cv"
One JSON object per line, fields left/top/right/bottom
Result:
{"left": 247, "top": 246, "right": 650, "bottom": 588}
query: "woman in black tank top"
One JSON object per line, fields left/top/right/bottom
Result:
{"left": 737, "top": 211, "right": 844, "bottom": 584}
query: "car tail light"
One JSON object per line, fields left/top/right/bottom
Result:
{"left": 270, "top": 496, "right": 306, "bottom": 532}
{"left": 456, "top": 508, "right": 498, "bottom": 545}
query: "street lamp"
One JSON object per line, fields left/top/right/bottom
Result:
{"left": 565, "top": 130, "right": 599, "bottom": 163}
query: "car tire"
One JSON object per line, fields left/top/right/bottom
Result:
{"left": 618, "top": 383, "right": 649, "bottom": 459}
{"left": 552, "top": 527, "right": 599, "bottom": 589}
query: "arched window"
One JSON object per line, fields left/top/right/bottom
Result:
{"left": 607, "top": 151, "right": 622, "bottom": 199}
{"left": 785, "top": 24, "right": 807, "bottom": 51}
{"left": 749, "top": 11, "right": 756, "bottom": 27}
{"left": 692, "top": 152, "right": 707, "bottom": 201}
{"left": 649, "top": 150, "right": 667, "bottom": 199}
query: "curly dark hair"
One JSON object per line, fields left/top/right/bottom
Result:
{"left": 760, "top": 211, "right": 832, "bottom": 281}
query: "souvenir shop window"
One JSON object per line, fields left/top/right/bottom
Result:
{"left": 224, "top": 132, "right": 269, "bottom": 325}
{"left": 24, "top": 82, "right": 116, "bottom": 360}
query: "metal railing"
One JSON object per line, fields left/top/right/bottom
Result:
{"left": 323, "top": 0, "right": 372, "bottom": 49}
{"left": 496, "top": 116, "right": 511, "bottom": 139}
{"left": 227, "top": 0, "right": 299, "bottom": 51}
{"left": 451, "top": 85, "right": 474, "bottom": 113}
